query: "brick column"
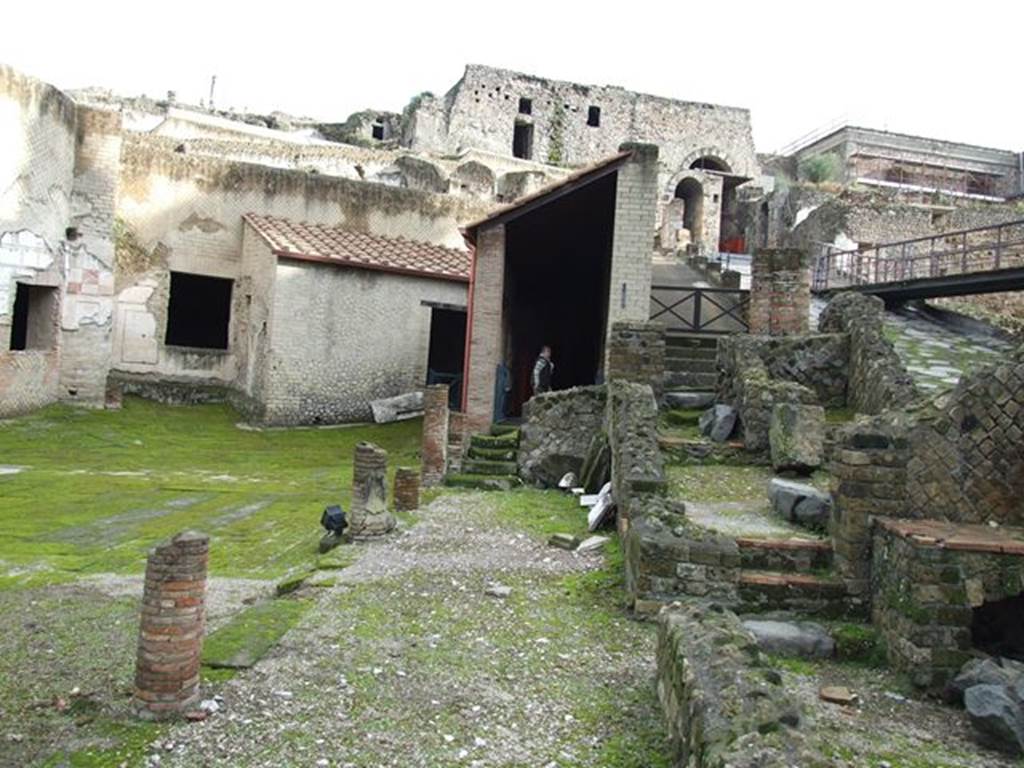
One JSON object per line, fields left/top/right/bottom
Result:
{"left": 348, "top": 442, "right": 395, "bottom": 536}
{"left": 133, "top": 531, "right": 208, "bottom": 720}
{"left": 393, "top": 467, "right": 420, "bottom": 512}
{"left": 464, "top": 225, "right": 505, "bottom": 434}
{"left": 748, "top": 248, "right": 809, "bottom": 336}
{"left": 607, "top": 143, "right": 660, "bottom": 353}
{"left": 606, "top": 321, "right": 665, "bottom": 397}
{"left": 421, "top": 384, "right": 450, "bottom": 487}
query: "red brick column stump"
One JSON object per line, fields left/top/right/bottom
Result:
{"left": 133, "top": 531, "right": 208, "bottom": 720}
{"left": 421, "top": 384, "right": 450, "bottom": 487}
{"left": 394, "top": 467, "right": 420, "bottom": 512}
{"left": 749, "top": 248, "right": 810, "bottom": 336}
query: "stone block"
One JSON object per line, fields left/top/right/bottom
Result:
{"left": 769, "top": 402, "right": 824, "bottom": 473}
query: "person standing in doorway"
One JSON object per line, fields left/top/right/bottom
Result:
{"left": 531, "top": 345, "right": 554, "bottom": 396}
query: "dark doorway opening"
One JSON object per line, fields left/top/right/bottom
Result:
{"left": 426, "top": 306, "right": 467, "bottom": 409}
{"left": 972, "top": 594, "right": 1024, "bottom": 661}
{"left": 512, "top": 122, "right": 534, "bottom": 160}
{"left": 587, "top": 106, "right": 601, "bottom": 127}
{"left": 674, "top": 178, "right": 703, "bottom": 246}
{"left": 518, "top": 97, "right": 532, "bottom": 115}
{"left": 165, "top": 272, "right": 233, "bottom": 349}
{"left": 502, "top": 171, "right": 616, "bottom": 417}
{"left": 9, "top": 282, "right": 58, "bottom": 351}
{"left": 371, "top": 123, "right": 385, "bottom": 141}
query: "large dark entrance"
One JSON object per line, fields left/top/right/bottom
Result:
{"left": 426, "top": 305, "right": 467, "bottom": 408}
{"left": 501, "top": 172, "right": 616, "bottom": 416}
{"left": 972, "top": 593, "right": 1024, "bottom": 661}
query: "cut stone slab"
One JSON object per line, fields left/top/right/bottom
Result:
{"left": 579, "top": 432, "right": 611, "bottom": 494}
{"left": 819, "top": 685, "right": 858, "bottom": 705}
{"left": 769, "top": 478, "right": 832, "bottom": 531}
{"left": 663, "top": 391, "right": 715, "bottom": 410}
{"left": 699, "top": 404, "right": 737, "bottom": 443}
{"left": 965, "top": 684, "right": 1024, "bottom": 755}
{"left": 369, "top": 391, "right": 423, "bottom": 423}
{"left": 576, "top": 535, "right": 609, "bottom": 554}
{"left": 769, "top": 402, "right": 824, "bottom": 473}
{"left": 484, "top": 583, "right": 512, "bottom": 598}
{"left": 548, "top": 533, "right": 580, "bottom": 550}
{"left": 557, "top": 472, "right": 577, "bottom": 489}
{"left": 743, "top": 619, "right": 835, "bottom": 659}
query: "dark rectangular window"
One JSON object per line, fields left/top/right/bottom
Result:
{"left": 512, "top": 122, "right": 534, "bottom": 160}
{"left": 165, "top": 271, "right": 232, "bottom": 350}
{"left": 371, "top": 123, "right": 385, "bottom": 141}
{"left": 587, "top": 105, "right": 601, "bottom": 127}
{"left": 518, "top": 97, "right": 532, "bottom": 115}
{"left": 9, "top": 282, "right": 58, "bottom": 351}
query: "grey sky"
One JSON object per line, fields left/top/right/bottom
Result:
{"left": 6, "top": 0, "right": 1021, "bottom": 153}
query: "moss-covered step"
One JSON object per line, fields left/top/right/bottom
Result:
{"left": 443, "top": 473, "right": 522, "bottom": 491}
{"left": 470, "top": 432, "right": 519, "bottom": 451}
{"left": 489, "top": 424, "right": 521, "bottom": 437}
{"left": 467, "top": 445, "right": 516, "bottom": 461}
{"left": 202, "top": 597, "right": 311, "bottom": 669}
{"left": 462, "top": 458, "right": 518, "bottom": 475}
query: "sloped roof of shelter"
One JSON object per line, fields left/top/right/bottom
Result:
{"left": 243, "top": 213, "right": 470, "bottom": 282}
{"left": 460, "top": 150, "right": 633, "bottom": 243}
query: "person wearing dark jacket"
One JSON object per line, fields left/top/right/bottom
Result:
{"left": 531, "top": 345, "right": 554, "bottom": 395}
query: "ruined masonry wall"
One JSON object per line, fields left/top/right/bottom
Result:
{"left": 0, "top": 66, "right": 76, "bottom": 416}
{"left": 262, "top": 259, "right": 466, "bottom": 424}
{"left": 748, "top": 249, "right": 809, "bottom": 336}
{"left": 518, "top": 385, "right": 606, "bottom": 487}
{"left": 606, "top": 321, "right": 665, "bottom": 399}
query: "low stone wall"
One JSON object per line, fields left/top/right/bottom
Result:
{"left": 606, "top": 380, "right": 665, "bottom": 522}
{"left": 657, "top": 602, "right": 812, "bottom": 768}
{"left": 518, "top": 385, "right": 607, "bottom": 487}
{"left": 0, "top": 350, "right": 60, "bottom": 418}
{"left": 830, "top": 415, "right": 913, "bottom": 591}
{"left": 872, "top": 518, "right": 1024, "bottom": 690}
{"left": 717, "top": 336, "right": 821, "bottom": 453}
{"left": 818, "top": 292, "right": 918, "bottom": 414}
{"left": 625, "top": 502, "right": 740, "bottom": 614}
{"left": 606, "top": 322, "right": 665, "bottom": 398}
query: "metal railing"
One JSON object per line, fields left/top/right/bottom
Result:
{"left": 812, "top": 219, "right": 1024, "bottom": 292}
{"left": 650, "top": 285, "right": 750, "bottom": 334}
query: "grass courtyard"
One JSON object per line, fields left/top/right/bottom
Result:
{"left": 0, "top": 398, "right": 670, "bottom": 767}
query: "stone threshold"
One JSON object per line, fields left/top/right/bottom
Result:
{"left": 875, "top": 517, "right": 1024, "bottom": 556}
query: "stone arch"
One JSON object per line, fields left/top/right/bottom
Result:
{"left": 394, "top": 155, "right": 449, "bottom": 194}
{"left": 674, "top": 177, "right": 704, "bottom": 242}
{"left": 452, "top": 161, "right": 496, "bottom": 198}
{"left": 680, "top": 146, "right": 737, "bottom": 175}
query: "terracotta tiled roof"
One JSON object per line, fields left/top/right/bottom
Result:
{"left": 243, "top": 213, "right": 470, "bottom": 282}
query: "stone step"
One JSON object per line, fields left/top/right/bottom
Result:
{"left": 664, "top": 371, "right": 718, "bottom": 390}
{"left": 467, "top": 445, "right": 517, "bottom": 461}
{"left": 665, "top": 334, "right": 719, "bottom": 350}
{"left": 738, "top": 570, "right": 852, "bottom": 619}
{"left": 470, "top": 432, "right": 519, "bottom": 451}
{"left": 663, "top": 391, "right": 715, "bottom": 410}
{"left": 736, "top": 537, "right": 834, "bottom": 574}
{"left": 490, "top": 424, "right": 521, "bottom": 438}
{"left": 462, "top": 458, "right": 518, "bottom": 475}
{"left": 664, "top": 358, "right": 717, "bottom": 374}
{"left": 665, "top": 345, "right": 718, "bottom": 362}
{"left": 444, "top": 473, "right": 522, "bottom": 491}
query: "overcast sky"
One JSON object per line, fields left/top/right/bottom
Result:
{"left": 5, "top": 1, "right": 1021, "bottom": 153}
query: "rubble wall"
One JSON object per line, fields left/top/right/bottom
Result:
{"left": 518, "top": 385, "right": 606, "bottom": 487}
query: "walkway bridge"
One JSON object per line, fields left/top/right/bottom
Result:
{"left": 812, "top": 219, "right": 1024, "bottom": 303}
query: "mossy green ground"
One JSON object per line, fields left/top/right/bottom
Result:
{"left": 202, "top": 597, "right": 312, "bottom": 669}
{"left": 0, "top": 397, "right": 420, "bottom": 589}
{"left": 666, "top": 463, "right": 830, "bottom": 503}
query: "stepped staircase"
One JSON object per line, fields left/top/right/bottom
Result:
{"left": 735, "top": 537, "right": 852, "bottom": 618}
{"left": 663, "top": 333, "right": 719, "bottom": 407}
{"left": 444, "top": 424, "right": 522, "bottom": 491}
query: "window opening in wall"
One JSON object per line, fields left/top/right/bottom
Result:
{"left": 513, "top": 122, "right": 534, "bottom": 160}
{"left": 9, "top": 282, "right": 59, "bottom": 351}
{"left": 165, "top": 271, "right": 233, "bottom": 350}
{"left": 972, "top": 593, "right": 1024, "bottom": 661}
{"left": 587, "top": 106, "right": 601, "bottom": 127}
{"left": 518, "top": 97, "right": 532, "bottom": 115}
{"left": 371, "top": 122, "right": 385, "bottom": 141}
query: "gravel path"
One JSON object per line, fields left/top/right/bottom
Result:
{"left": 152, "top": 492, "right": 667, "bottom": 767}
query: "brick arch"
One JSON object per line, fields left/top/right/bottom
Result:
{"left": 664, "top": 146, "right": 737, "bottom": 199}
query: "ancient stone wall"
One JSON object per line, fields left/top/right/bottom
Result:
{"left": 606, "top": 321, "right": 665, "bottom": 396}
{"left": 111, "top": 135, "right": 486, "bottom": 394}
{"left": 518, "top": 385, "right": 606, "bottom": 487}
{"left": 872, "top": 519, "right": 1024, "bottom": 689}
{"left": 606, "top": 380, "right": 665, "bottom": 516}
{"left": 657, "top": 602, "right": 810, "bottom": 767}
{"left": 818, "top": 292, "right": 919, "bottom": 414}
{"left": 748, "top": 249, "right": 809, "bottom": 336}
{"left": 260, "top": 257, "right": 466, "bottom": 425}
